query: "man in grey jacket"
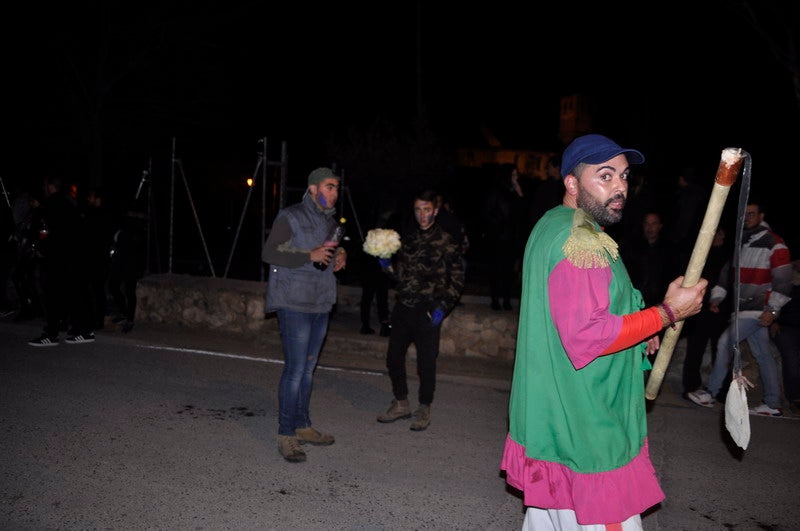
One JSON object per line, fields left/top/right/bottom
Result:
{"left": 262, "top": 167, "right": 347, "bottom": 462}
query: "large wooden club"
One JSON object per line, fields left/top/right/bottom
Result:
{"left": 645, "top": 147, "right": 744, "bottom": 401}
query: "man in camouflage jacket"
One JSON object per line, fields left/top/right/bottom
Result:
{"left": 375, "top": 188, "right": 465, "bottom": 431}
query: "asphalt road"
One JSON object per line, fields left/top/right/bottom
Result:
{"left": 2, "top": 319, "right": 799, "bottom": 531}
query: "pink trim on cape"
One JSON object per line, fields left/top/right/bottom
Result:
{"left": 500, "top": 434, "right": 664, "bottom": 525}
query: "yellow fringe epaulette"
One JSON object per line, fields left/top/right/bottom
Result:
{"left": 562, "top": 209, "right": 618, "bottom": 268}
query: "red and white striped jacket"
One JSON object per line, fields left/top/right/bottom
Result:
{"left": 710, "top": 222, "right": 793, "bottom": 315}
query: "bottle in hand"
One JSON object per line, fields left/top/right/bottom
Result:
{"left": 314, "top": 217, "right": 346, "bottom": 271}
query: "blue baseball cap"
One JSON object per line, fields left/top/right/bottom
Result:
{"left": 560, "top": 134, "right": 645, "bottom": 179}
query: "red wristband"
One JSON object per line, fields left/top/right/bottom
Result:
{"left": 660, "top": 303, "right": 677, "bottom": 330}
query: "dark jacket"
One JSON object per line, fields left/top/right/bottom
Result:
{"left": 386, "top": 222, "right": 464, "bottom": 315}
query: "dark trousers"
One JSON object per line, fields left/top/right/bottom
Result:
{"left": 489, "top": 241, "right": 516, "bottom": 303}
{"left": 88, "top": 262, "right": 109, "bottom": 329}
{"left": 385, "top": 302, "right": 440, "bottom": 405}
{"left": 42, "top": 258, "right": 92, "bottom": 337}
{"left": 682, "top": 308, "right": 727, "bottom": 394}
{"left": 773, "top": 323, "right": 800, "bottom": 402}
{"left": 360, "top": 270, "right": 389, "bottom": 328}
{"left": 108, "top": 269, "right": 138, "bottom": 322}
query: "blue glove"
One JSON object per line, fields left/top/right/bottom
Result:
{"left": 378, "top": 258, "right": 392, "bottom": 270}
{"left": 431, "top": 308, "right": 445, "bottom": 326}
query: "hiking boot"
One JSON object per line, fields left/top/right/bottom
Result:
{"left": 410, "top": 404, "right": 431, "bottom": 431}
{"left": 295, "top": 426, "right": 335, "bottom": 446}
{"left": 376, "top": 399, "right": 411, "bottom": 423}
{"left": 277, "top": 435, "right": 306, "bottom": 462}
{"left": 28, "top": 334, "right": 59, "bottom": 347}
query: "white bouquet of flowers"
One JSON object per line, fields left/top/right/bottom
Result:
{"left": 363, "top": 228, "right": 401, "bottom": 258}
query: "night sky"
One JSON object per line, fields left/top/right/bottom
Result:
{"left": 2, "top": 1, "right": 799, "bottom": 269}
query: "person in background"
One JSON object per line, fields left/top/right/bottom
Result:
{"left": 501, "top": 134, "right": 707, "bottom": 529}
{"left": 620, "top": 211, "right": 679, "bottom": 309}
{"left": 691, "top": 201, "right": 793, "bottom": 416}
{"left": 375, "top": 188, "right": 464, "bottom": 431}
{"left": 667, "top": 166, "right": 708, "bottom": 272}
{"left": 435, "top": 190, "right": 469, "bottom": 298}
{"left": 107, "top": 200, "right": 148, "bottom": 334}
{"left": 527, "top": 154, "right": 564, "bottom": 233}
{"left": 359, "top": 201, "right": 393, "bottom": 337}
{"left": 770, "top": 258, "right": 800, "bottom": 412}
{"left": 9, "top": 188, "right": 44, "bottom": 321}
{"left": 262, "top": 167, "right": 347, "bottom": 463}
{"left": 683, "top": 227, "right": 732, "bottom": 407}
{"left": 28, "top": 176, "right": 95, "bottom": 346}
{"left": 0, "top": 185, "right": 16, "bottom": 316}
{"left": 81, "top": 186, "right": 115, "bottom": 330}
{"left": 482, "top": 164, "right": 526, "bottom": 311}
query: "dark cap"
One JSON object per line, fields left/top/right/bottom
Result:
{"left": 307, "top": 167, "right": 340, "bottom": 186}
{"left": 560, "top": 134, "right": 645, "bottom": 179}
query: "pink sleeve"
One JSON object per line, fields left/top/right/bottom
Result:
{"left": 548, "top": 259, "right": 623, "bottom": 369}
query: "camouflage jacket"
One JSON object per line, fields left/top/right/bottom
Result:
{"left": 387, "top": 222, "right": 464, "bottom": 314}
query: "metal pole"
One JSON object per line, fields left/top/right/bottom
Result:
{"left": 169, "top": 138, "right": 176, "bottom": 274}
{"left": 224, "top": 157, "right": 262, "bottom": 278}
{"left": 260, "top": 138, "right": 267, "bottom": 281}
{"left": 279, "top": 141, "right": 288, "bottom": 211}
{"left": 144, "top": 158, "right": 152, "bottom": 274}
{"left": 0, "top": 176, "right": 11, "bottom": 209}
{"left": 176, "top": 160, "right": 216, "bottom": 277}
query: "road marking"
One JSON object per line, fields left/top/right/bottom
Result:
{"left": 136, "top": 343, "right": 384, "bottom": 376}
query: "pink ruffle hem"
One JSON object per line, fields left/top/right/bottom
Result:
{"left": 500, "top": 433, "right": 665, "bottom": 525}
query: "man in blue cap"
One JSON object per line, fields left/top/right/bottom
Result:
{"left": 500, "top": 134, "right": 708, "bottom": 528}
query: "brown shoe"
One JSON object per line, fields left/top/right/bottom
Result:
{"left": 376, "top": 399, "right": 412, "bottom": 423}
{"left": 410, "top": 404, "right": 430, "bottom": 431}
{"left": 295, "top": 426, "right": 335, "bottom": 446}
{"left": 277, "top": 435, "right": 306, "bottom": 462}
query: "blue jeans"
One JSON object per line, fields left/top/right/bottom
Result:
{"left": 708, "top": 315, "right": 781, "bottom": 409}
{"left": 276, "top": 309, "right": 329, "bottom": 436}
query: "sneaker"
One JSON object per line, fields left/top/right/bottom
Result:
{"left": 376, "top": 399, "right": 412, "bottom": 423}
{"left": 359, "top": 325, "right": 375, "bottom": 335}
{"left": 28, "top": 334, "right": 59, "bottom": 347}
{"left": 686, "top": 389, "right": 715, "bottom": 408}
{"left": 277, "top": 435, "right": 306, "bottom": 462}
{"left": 295, "top": 427, "right": 335, "bottom": 446}
{"left": 379, "top": 323, "right": 391, "bottom": 337}
{"left": 410, "top": 404, "right": 431, "bottom": 431}
{"left": 65, "top": 333, "right": 95, "bottom": 344}
{"left": 749, "top": 403, "right": 784, "bottom": 417}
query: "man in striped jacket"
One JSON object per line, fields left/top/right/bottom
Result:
{"left": 689, "top": 200, "right": 793, "bottom": 416}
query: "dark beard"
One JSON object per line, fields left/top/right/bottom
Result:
{"left": 577, "top": 192, "right": 625, "bottom": 226}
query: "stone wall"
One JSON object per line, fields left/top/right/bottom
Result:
{"left": 136, "top": 273, "right": 519, "bottom": 362}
